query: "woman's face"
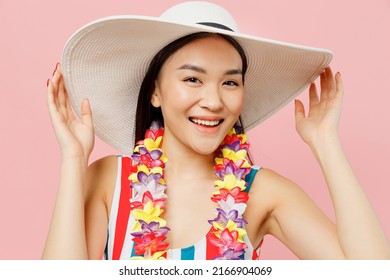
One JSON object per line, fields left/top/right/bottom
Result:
{"left": 152, "top": 35, "right": 244, "bottom": 156}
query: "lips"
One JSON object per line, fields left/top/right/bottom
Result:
{"left": 189, "top": 117, "right": 224, "bottom": 127}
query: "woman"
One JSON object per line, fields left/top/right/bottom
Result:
{"left": 42, "top": 1, "right": 390, "bottom": 260}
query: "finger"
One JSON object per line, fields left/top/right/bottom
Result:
{"left": 64, "top": 90, "right": 76, "bottom": 121}
{"left": 320, "top": 67, "right": 335, "bottom": 100}
{"left": 52, "top": 63, "right": 61, "bottom": 87}
{"left": 57, "top": 67, "right": 68, "bottom": 116}
{"left": 325, "top": 67, "right": 337, "bottom": 98}
{"left": 294, "top": 99, "right": 305, "bottom": 124}
{"left": 60, "top": 76, "right": 76, "bottom": 122}
{"left": 50, "top": 64, "right": 61, "bottom": 109}
{"left": 309, "top": 83, "right": 319, "bottom": 107}
{"left": 335, "top": 72, "right": 344, "bottom": 98}
{"left": 56, "top": 64, "right": 75, "bottom": 117}
{"left": 46, "top": 79, "right": 58, "bottom": 115}
{"left": 47, "top": 75, "right": 62, "bottom": 115}
{"left": 319, "top": 70, "right": 328, "bottom": 100}
{"left": 55, "top": 64, "right": 78, "bottom": 124}
{"left": 81, "top": 98, "right": 94, "bottom": 128}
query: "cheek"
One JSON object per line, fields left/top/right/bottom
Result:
{"left": 161, "top": 83, "right": 197, "bottom": 110}
{"left": 224, "top": 92, "right": 244, "bottom": 115}
{"left": 158, "top": 88, "right": 194, "bottom": 119}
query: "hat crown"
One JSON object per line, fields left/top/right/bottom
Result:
{"left": 160, "top": 1, "right": 239, "bottom": 32}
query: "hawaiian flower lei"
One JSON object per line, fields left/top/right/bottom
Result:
{"left": 128, "top": 121, "right": 251, "bottom": 260}
{"left": 208, "top": 125, "right": 251, "bottom": 260}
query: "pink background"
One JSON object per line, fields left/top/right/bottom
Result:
{"left": 0, "top": 0, "right": 389, "bottom": 259}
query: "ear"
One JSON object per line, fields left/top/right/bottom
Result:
{"left": 151, "top": 83, "right": 161, "bottom": 108}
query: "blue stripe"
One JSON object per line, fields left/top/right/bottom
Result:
{"left": 244, "top": 166, "right": 261, "bottom": 193}
{"left": 130, "top": 244, "right": 137, "bottom": 258}
{"left": 181, "top": 245, "right": 195, "bottom": 260}
{"left": 104, "top": 229, "right": 109, "bottom": 259}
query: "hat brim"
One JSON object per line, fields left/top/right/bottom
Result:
{"left": 62, "top": 15, "right": 332, "bottom": 155}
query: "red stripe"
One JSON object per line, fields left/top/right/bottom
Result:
{"left": 112, "top": 156, "right": 132, "bottom": 260}
{"left": 252, "top": 238, "right": 264, "bottom": 260}
{"left": 205, "top": 228, "right": 219, "bottom": 260}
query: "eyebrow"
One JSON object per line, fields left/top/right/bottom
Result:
{"left": 177, "top": 64, "right": 242, "bottom": 75}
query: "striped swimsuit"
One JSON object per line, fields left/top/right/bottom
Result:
{"left": 104, "top": 155, "right": 263, "bottom": 260}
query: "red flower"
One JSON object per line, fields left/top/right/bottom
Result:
{"left": 140, "top": 153, "right": 165, "bottom": 169}
{"left": 128, "top": 161, "right": 139, "bottom": 175}
{"left": 132, "top": 233, "right": 169, "bottom": 255}
{"left": 221, "top": 133, "right": 250, "bottom": 151}
{"left": 215, "top": 158, "right": 247, "bottom": 173}
{"left": 223, "top": 134, "right": 243, "bottom": 145}
{"left": 145, "top": 128, "right": 164, "bottom": 141}
{"left": 209, "top": 228, "right": 247, "bottom": 255}
{"left": 130, "top": 191, "right": 166, "bottom": 210}
{"left": 211, "top": 187, "right": 248, "bottom": 203}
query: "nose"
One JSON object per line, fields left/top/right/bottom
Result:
{"left": 198, "top": 85, "right": 223, "bottom": 111}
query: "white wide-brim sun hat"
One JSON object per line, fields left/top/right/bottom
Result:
{"left": 61, "top": 1, "right": 332, "bottom": 155}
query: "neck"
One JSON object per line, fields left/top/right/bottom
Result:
{"left": 162, "top": 131, "right": 217, "bottom": 180}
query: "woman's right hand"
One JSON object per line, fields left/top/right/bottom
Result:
{"left": 47, "top": 63, "right": 95, "bottom": 162}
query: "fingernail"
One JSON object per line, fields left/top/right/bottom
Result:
{"left": 46, "top": 78, "right": 50, "bottom": 87}
{"left": 52, "top": 62, "right": 59, "bottom": 76}
{"left": 337, "top": 71, "right": 341, "bottom": 76}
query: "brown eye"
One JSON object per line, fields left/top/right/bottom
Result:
{"left": 223, "top": 80, "right": 239, "bottom": 86}
{"left": 184, "top": 77, "right": 201, "bottom": 83}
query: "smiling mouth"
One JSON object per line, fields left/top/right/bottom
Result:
{"left": 189, "top": 117, "right": 224, "bottom": 127}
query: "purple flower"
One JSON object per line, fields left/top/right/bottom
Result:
{"left": 233, "top": 125, "right": 244, "bottom": 135}
{"left": 150, "top": 120, "right": 163, "bottom": 132}
{"left": 218, "top": 194, "right": 247, "bottom": 215}
{"left": 222, "top": 141, "right": 241, "bottom": 152}
{"left": 208, "top": 209, "right": 247, "bottom": 228}
{"left": 131, "top": 147, "right": 164, "bottom": 166}
{"left": 130, "top": 172, "right": 166, "bottom": 202}
{"left": 215, "top": 161, "right": 247, "bottom": 180}
{"left": 214, "top": 249, "right": 245, "bottom": 260}
{"left": 131, "top": 221, "right": 170, "bottom": 238}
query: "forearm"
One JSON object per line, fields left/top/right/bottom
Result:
{"left": 42, "top": 158, "right": 89, "bottom": 259}
{"left": 313, "top": 136, "right": 390, "bottom": 259}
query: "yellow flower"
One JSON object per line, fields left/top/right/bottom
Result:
{"left": 214, "top": 174, "right": 246, "bottom": 191}
{"left": 222, "top": 148, "right": 247, "bottom": 161}
{"left": 227, "top": 127, "right": 236, "bottom": 136}
{"left": 214, "top": 157, "right": 250, "bottom": 169}
{"left": 159, "top": 153, "right": 168, "bottom": 163}
{"left": 144, "top": 136, "right": 163, "bottom": 150}
{"left": 237, "top": 134, "right": 247, "bottom": 143}
{"left": 226, "top": 128, "right": 247, "bottom": 143}
{"left": 128, "top": 165, "right": 163, "bottom": 182}
{"left": 131, "top": 201, "right": 166, "bottom": 231}
{"left": 212, "top": 220, "right": 247, "bottom": 242}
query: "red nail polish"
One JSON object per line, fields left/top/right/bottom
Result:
{"left": 46, "top": 79, "right": 50, "bottom": 87}
{"left": 52, "top": 62, "right": 59, "bottom": 76}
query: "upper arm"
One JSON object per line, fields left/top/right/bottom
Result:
{"left": 252, "top": 168, "right": 345, "bottom": 259}
{"left": 84, "top": 155, "right": 118, "bottom": 259}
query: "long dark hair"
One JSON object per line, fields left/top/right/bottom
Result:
{"left": 134, "top": 32, "right": 248, "bottom": 145}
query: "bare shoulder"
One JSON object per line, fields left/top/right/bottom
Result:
{"left": 87, "top": 155, "right": 118, "bottom": 181}
{"left": 84, "top": 155, "right": 119, "bottom": 259}
{"left": 249, "top": 167, "right": 302, "bottom": 208}
{"left": 245, "top": 167, "right": 315, "bottom": 237}
{"left": 85, "top": 155, "right": 118, "bottom": 210}
{"left": 249, "top": 167, "right": 343, "bottom": 259}
{"left": 249, "top": 167, "right": 322, "bottom": 224}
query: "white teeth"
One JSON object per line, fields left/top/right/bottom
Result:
{"left": 191, "top": 118, "right": 220, "bottom": 126}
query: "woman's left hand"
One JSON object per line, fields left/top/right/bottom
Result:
{"left": 294, "top": 67, "right": 344, "bottom": 149}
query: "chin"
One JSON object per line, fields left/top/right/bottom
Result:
{"left": 190, "top": 138, "right": 223, "bottom": 156}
